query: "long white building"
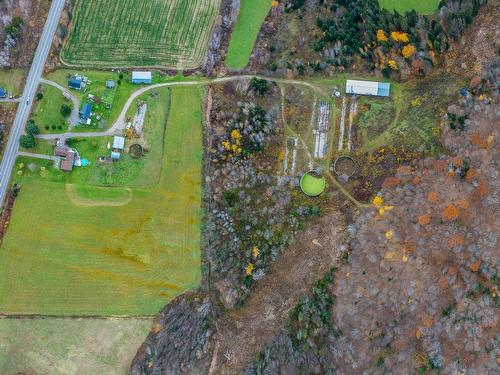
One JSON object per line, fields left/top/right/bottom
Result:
{"left": 346, "top": 80, "right": 391, "bottom": 97}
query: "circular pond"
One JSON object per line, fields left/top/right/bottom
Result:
{"left": 300, "top": 172, "right": 326, "bottom": 197}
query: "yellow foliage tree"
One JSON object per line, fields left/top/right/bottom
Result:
{"left": 376, "top": 29, "right": 388, "bottom": 42}
{"left": 402, "top": 44, "right": 416, "bottom": 58}
{"left": 391, "top": 31, "right": 409, "bottom": 43}
{"left": 388, "top": 60, "right": 398, "bottom": 70}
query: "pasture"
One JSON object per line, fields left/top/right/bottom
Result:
{"left": 61, "top": 0, "right": 221, "bottom": 69}
{"left": 225, "top": 0, "right": 273, "bottom": 69}
{"left": 379, "top": 0, "right": 440, "bottom": 14}
{"left": 0, "top": 87, "right": 203, "bottom": 315}
{"left": 0, "top": 318, "right": 151, "bottom": 375}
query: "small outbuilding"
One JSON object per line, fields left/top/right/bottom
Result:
{"left": 105, "top": 80, "right": 116, "bottom": 89}
{"left": 111, "top": 151, "right": 121, "bottom": 160}
{"left": 131, "top": 71, "right": 152, "bottom": 84}
{"left": 112, "top": 136, "right": 125, "bottom": 151}
{"left": 345, "top": 80, "right": 391, "bottom": 97}
{"left": 80, "top": 103, "right": 92, "bottom": 120}
{"left": 0, "top": 87, "right": 6, "bottom": 98}
{"left": 68, "top": 77, "right": 83, "bottom": 90}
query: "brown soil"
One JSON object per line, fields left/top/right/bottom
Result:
{"left": 209, "top": 210, "right": 348, "bottom": 375}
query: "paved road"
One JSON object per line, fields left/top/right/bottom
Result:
{"left": 0, "top": 0, "right": 65, "bottom": 207}
{"left": 40, "top": 78, "right": 80, "bottom": 128}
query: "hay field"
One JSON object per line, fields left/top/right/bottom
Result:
{"left": 226, "top": 0, "right": 273, "bottom": 69}
{"left": 61, "top": 0, "right": 221, "bottom": 69}
{"left": 0, "top": 87, "right": 203, "bottom": 315}
{"left": 379, "top": 0, "right": 440, "bottom": 14}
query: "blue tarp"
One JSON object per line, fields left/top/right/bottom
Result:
{"left": 0, "top": 87, "right": 6, "bottom": 97}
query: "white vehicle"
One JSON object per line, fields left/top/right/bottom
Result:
{"left": 26, "top": 96, "right": 30, "bottom": 104}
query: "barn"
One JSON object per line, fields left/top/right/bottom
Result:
{"left": 68, "top": 77, "right": 83, "bottom": 90}
{"left": 132, "top": 71, "right": 152, "bottom": 84}
{"left": 346, "top": 80, "right": 391, "bottom": 97}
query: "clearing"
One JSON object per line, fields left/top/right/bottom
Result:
{"left": 0, "top": 317, "right": 151, "bottom": 375}
{"left": 0, "top": 87, "right": 203, "bottom": 316}
{"left": 0, "top": 69, "right": 24, "bottom": 97}
{"left": 378, "top": 0, "right": 440, "bottom": 14}
{"left": 226, "top": 0, "right": 273, "bottom": 69}
{"left": 61, "top": 0, "right": 221, "bottom": 69}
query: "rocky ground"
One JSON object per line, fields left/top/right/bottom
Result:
{"left": 244, "top": 60, "right": 499, "bottom": 374}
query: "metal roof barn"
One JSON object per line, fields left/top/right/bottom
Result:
{"left": 112, "top": 136, "right": 125, "bottom": 150}
{"left": 131, "top": 71, "right": 152, "bottom": 84}
{"left": 346, "top": 80, "right": 391, "bottom": 97}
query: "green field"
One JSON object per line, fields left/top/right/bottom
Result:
{"left": 31, "top": 84, "right": 70, "bottom": 134}
{"left": 379, "top": 0, "right": 440, "bottom": 14}
{"left": 61, "top": 0, "right": 221, "bottom": 69}
{"left": 0, "top": 87, "right": 203, "bottom": 315}
{"left": 0, "top": 68, "right": 24, "bottom": 96}
{"left": 225, "top": 0, "right": 273, "bottom": 69}
{"left": 0, "top": 318, "right": 151, "bottom": 375}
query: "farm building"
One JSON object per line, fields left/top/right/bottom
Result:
{"left": 132, "top": 71, "right": 152, "bottom": 84}
{"left": 0, "top": 87, "right": 6, "bottom": 98}
{"left": 346, "top": 80, "right": 391, "bottom": 97}
{"left": 105, "top": 80, "right": 116, "bottom": 89}
{"left": 112, "top": 136, "right": 125, "bottom": 150}
{"left": 79, "top": 103, "right": 92, "bottom": 120}
{"left": 111, "top": 135, "right": 126, "bottom": 160}
{"left": 68, "top": 77, "right": 83, "bottom": 90}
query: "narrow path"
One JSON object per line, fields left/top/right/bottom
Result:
{"left": 0, "top": 98, "right": 20, "bottom": 103}
{"left": 347, "top": 95, "right": 358, "bottom": 152}
{"left": 40, "top": 78, "right": 80, "bottom": 128}
{"left": 210, "top": 212, "right": 346, "bottom": 374}
{"left": 338, "top": 95, "right": 347, "bottom": 151}
{"left": 17, "top": 151, "right": 58, "bottom": 161}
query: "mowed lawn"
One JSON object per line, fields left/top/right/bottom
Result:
{"left": 61, "top": 0, "right": 221, "bottom": 69}
{"left": 0, "top": 87, "right": 203, "bottom": 315}
{"left": 31, "top": 84, "right": 69, "bottom": 134}
{"left": 226, "top": 0, "right": 273, "bottom": 69}
{"left": 379, "top": 0, "right": 440, "bottom": 14}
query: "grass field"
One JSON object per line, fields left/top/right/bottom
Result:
{"left": 61, "top": 0, "right": 221, "bottom": 69}
{"left": 225, "top": 0, "right": 273, "bottom": 69}
{"left": 0, "top": 318, "right": 151, "bottom": 375}
{"left": 379, "top": 0, "right": 440, "bottom": 14}
{"left": 0, "top": 87, "right": 203, "bottom": 315}
{"left": 0, "top": 68, "right": 24, "bottom": 96}
{"left": 31, "top": 84, "right": 69, "bottom": 134}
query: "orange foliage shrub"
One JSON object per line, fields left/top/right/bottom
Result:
{"left": 470, "top": 180, "right": 490, "bottom": 201}
{"left": 442, "top": 204, "right": 460, "bottom": 221}
{"left": 470, "top": 260, "right": 481, "bottom": 272}
{"left": 427, "top": 191, "right": 439, "bottom": 204}
{"left": 451, "top": 156, "right": 463, "bottom": 167}
{"left": 448, "top": 234, "right": 465, "bottom": 247}
{"left": 382, "top": 177, "right": 401, "bottom": 189}
{"left": 418, "top": 213, "right": 432, "bottom": 226}
{"left": 465, "top": 169, "right": 479, "bottom": 183}
{"left": 456, "top": 198, "right": 470, "bottom": 209}
{"left": 471, "top": 132, "right": 489, "bottom": 149}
